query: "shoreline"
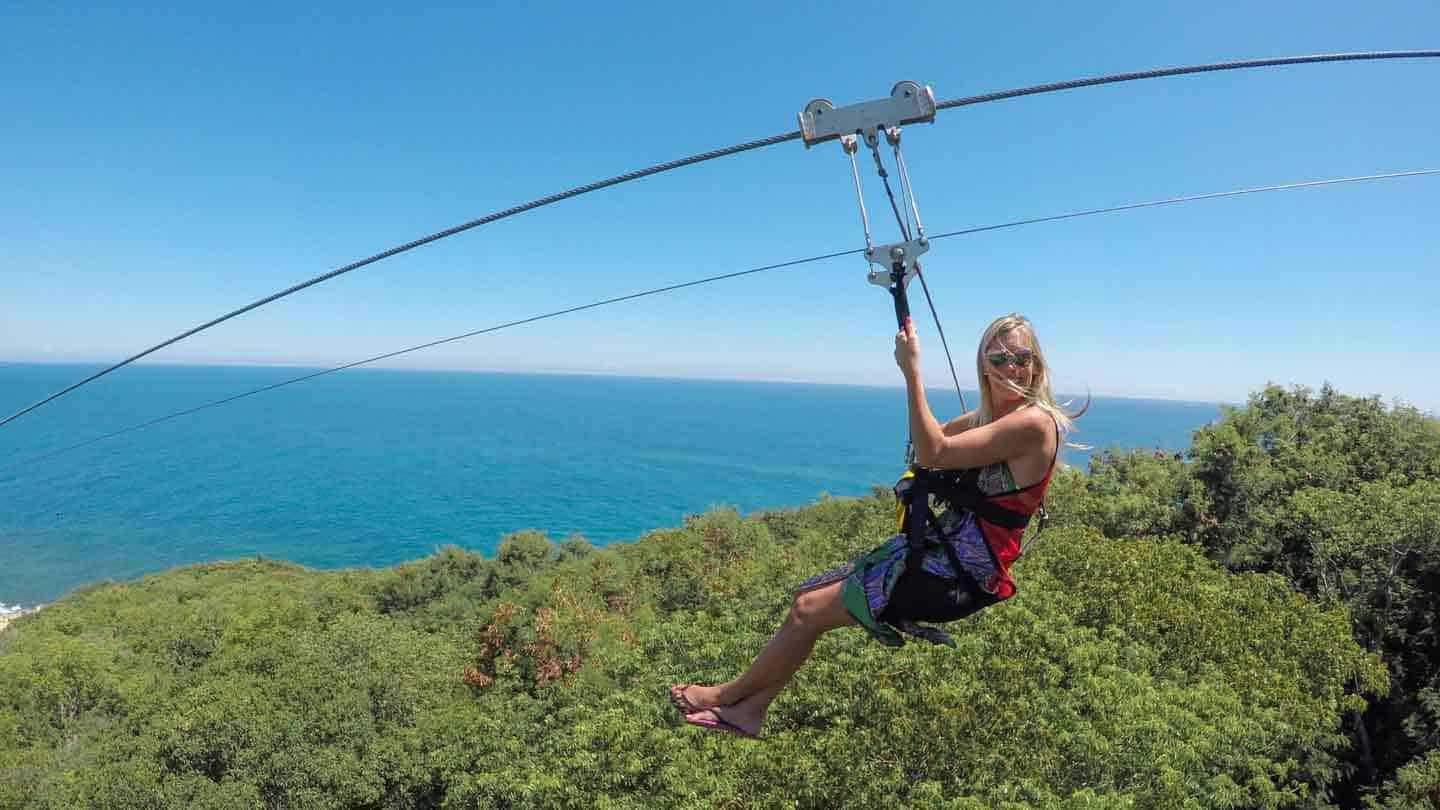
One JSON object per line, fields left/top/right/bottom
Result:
{"left": 0, "top": 605, "right": 41, "bottom": 634}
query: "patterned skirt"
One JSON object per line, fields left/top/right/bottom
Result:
{"left": 797, "top": 509, "right": 1001, "bottom": 647}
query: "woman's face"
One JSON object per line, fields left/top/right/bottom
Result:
{"left": 984, "top": 330, "right": 1035, "bottom": 407}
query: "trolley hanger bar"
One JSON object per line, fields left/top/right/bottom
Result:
{"left": 811, "top": 86, "right": 932, "bottom": 321}
{"left": 3, "top": 50, "right": 1437, "bottom": 430}
{"left": 799, "top": 81, "right": 936, "bottom": 148}
{"left": 807, "top": 84, "right": 943, "bottom": 467}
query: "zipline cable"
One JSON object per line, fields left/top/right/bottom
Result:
{"left": 3, "top": 49, "right": 1436, "bottom": 430}
{"left": 5, "top": 166, "right": 1436, "bottom": 472}
{"left": 0, "top": 131, "right": 800, "bottom": 431}
{"left": 2, "top": 248, "right": 862, "bottom": 470}
{"left": 935, "top": 50, "right": 1440, "bottom": 111}
{"left": 925, "top": 168, "right": 1440, "bottom": 241}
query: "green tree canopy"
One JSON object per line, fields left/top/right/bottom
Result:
{"left": 0, "top": 493, "right": 1385, "bottom": 808}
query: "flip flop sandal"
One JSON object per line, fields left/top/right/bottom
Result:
{"left": 684, "top": 708, "right": 760, "bottom": 740}
{"left": 668, "top": 684, "right": 703, "bottom": 716}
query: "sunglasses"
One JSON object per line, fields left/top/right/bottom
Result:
{"left": 986, "top": 350, "right": 1034, "bottom": 368}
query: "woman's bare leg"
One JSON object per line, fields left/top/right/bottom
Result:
{"left": 678, "top": 579, "right": 855, "bottom": 729}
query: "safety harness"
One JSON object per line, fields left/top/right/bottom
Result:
{"left": 896, "top": 467, "right": 1033, "bottom": 583}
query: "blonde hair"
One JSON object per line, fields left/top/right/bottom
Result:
{"left": 971, "top": 313, "right": 1088, "bottom": 447}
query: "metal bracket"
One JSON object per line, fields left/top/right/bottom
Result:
{"left": 799, "top": 81, "right": 936, "bottom": 149}
{"left": 865, "top": 238, "right": 929, "bottom": 287}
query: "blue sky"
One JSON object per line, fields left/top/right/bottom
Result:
{"left": 3, "top": 2, "right": 1437, "bottom": 411}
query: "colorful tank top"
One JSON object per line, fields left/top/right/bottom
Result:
{"left": 937, "top": 450, "right": 1056, "bottom": 599}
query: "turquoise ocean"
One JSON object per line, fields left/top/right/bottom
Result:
{"left": 0, "top": 363, "right": 1222, "bottom": 608}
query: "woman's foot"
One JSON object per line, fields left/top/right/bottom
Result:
{"left": 668, "top": 684, "right": 722, "bottom": 716}
{"left": 684, "top": 687, "right": 773, "bottom": 739}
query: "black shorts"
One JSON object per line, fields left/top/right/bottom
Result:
{"left": 878, "top": 566, "right": 999, "bottom": 625}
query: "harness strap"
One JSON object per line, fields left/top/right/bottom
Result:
{"left": 894, "top": 472, "right": 930, "bottom": 565}
{"left": 895, "top": 466, "right": 1033, "bottom": 589}
{"left": 912, "top": 468, "right": 1031, "bottom": 530}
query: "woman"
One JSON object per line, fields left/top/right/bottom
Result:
{"left": 670, "top": 313, "right": 1082, "bottom": 739}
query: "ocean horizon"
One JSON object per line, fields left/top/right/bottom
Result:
{"left": 0, "top": 363, "right": 1223, "bottom": 608}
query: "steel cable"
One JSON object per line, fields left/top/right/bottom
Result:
{"left": 0, "top": 133, "right": 799, "bottom": 430}
{"left": 2, "top": 247, "right": 860, "bottom": 470}
{"left": 936, "top": 50, "right": 1440, "bottom": 111}
{"left": 5, "top": 167, "right": 1435, "bottom": 471}
{"left": 4, "top": 49, "right": 1438, "bottom": 429}
{"left": 925, "top": 168, "right": 1440, "bottom": 241}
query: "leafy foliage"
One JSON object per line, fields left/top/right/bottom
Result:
{"left": 1363, "top": 749, "right": 1440, "bottom": 809}
{"left": 0, "top": 502, "right": 1382, "bottom": 808}
{"left": 1189, "top": 384, "right": 1440, "bottom": 577}
{"left": 1179, "top": 385, "right": 1440, "bottom": 801}
{"left": 1045, "top": 448, "right": 1195, "bottom": 539}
